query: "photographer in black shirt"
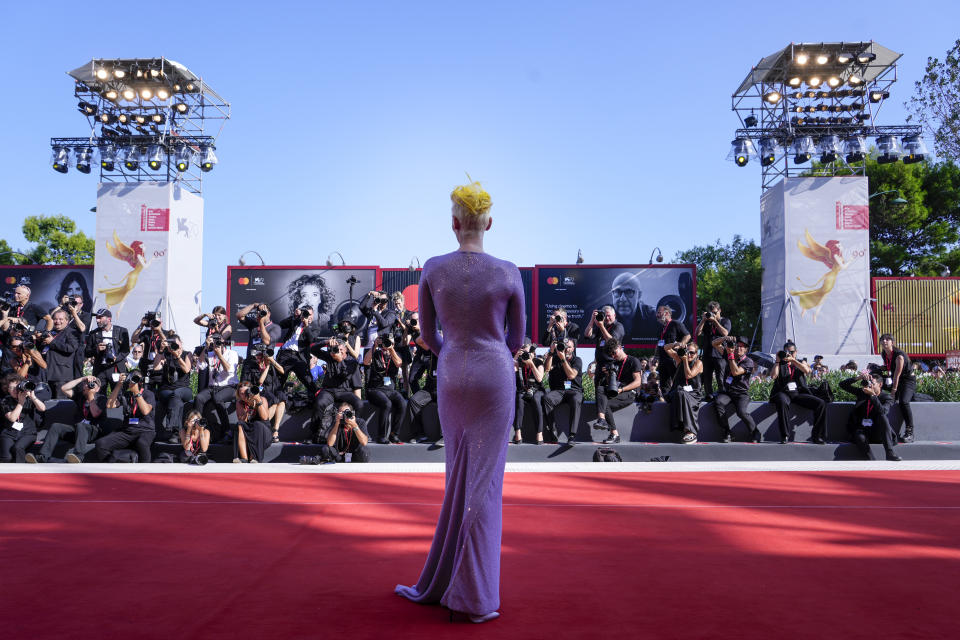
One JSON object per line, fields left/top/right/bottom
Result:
{"left": 149, "top": 334, "right": 194, "bottom": 442}
{"left": 710, "top": 335, "right": 759, "bottom": 443}
{"left": 665, "top": 342, "right": 703, "bottom": 444}
{"left": 655, "top": 304, "right": 690, "bottom": 396}
{"left": 593, "top": 338, "right": 643, "bottom": 444}
{"left": 236, "top": 302, "right": 281, "bottom": 383}
{"left": 2, "top": 331, "right": 46, "bottom": 380}
{"left": 234, "top": 381, "right": 274, "bottom": 463}
{"left": 840, "top": 371, "right": 901, "bottom": 461}
{"left": 248, "top": 344, "right": 287, "bottom": 442}
{"left": 360, "top": 290, "right": 397, "bottom": 342}
{"left": 769, "top": 342, "right": 826, "bottom": 444}
{"left": 541, "top": 338, "right": 583, "bottom": 444}
{"left": 512, "top": 343, "right": 545, "bottom": 445}
{"left": 585, "top": 305, "right": 625, "bottom": 391}
{"left": 131, "top": 312, "right": 169, "bottom": 373}
{"left": 28, "top": 375, "right": 105, "bottom": 464}
{"left": 276, "top": 305, "right": 320, "bottom": 396}
{"left": 404, "top": 336, "right": 439, "bottom": 443}
{"left": 878, "top": 334, "right": 916, "bottom": 443}
{"left": 309, "top": 339, "right": 362, "bottom": 443}
{"left": 1, "top": 373, "right": 47, "bottom": 463}
{"left": 321, "top": 401, "right": 371, "bottom": 463}
{"left": 542, "top": 309, "right": 581, "bottom": 349}
{"left": 86, "top": 309, "right": 130, "bottom": 393}
{"left": 51, "top": 291, "right": 90, "bottom": 380}
{"left": 97, "top": 371, "right": 155, "bottom": 462}
{"left": 4, "top": 285, "right": 49, "bottom": 333}
{"left": 695, "top": 301, "right": 732, "bottom": 396}
{"left": 363, "top": 334, "right": 406, "bottom": 443}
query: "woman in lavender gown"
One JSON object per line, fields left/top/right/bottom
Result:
{"left": 395, "top": 180, "right": 525, "bottom": 623}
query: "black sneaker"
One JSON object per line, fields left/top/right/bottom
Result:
{"left": 567, "top": 432, "right": 578, "bottom": 445}
{"left": 886, "top": 451, "right": 902, "bottom": 461}
{"left": 721, "top": 430, "right": 732, "bottom": 443}
{"left": 593, "top": 418, "right": 609, "bottom": 431}
{"left": 602, "top": 433, "right": 621, "bottom": 444}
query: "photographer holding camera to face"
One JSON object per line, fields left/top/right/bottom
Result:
{"left": 0, "top": 374, "right": 47, "bottom": 463}
{"left": 28, "top": 375, "right": 105, "bottom": 463}
{"left": 584, "top": 305, "right": 625, "bottom": 375}
{"left": 541, "top": 337, "right": 584, "bottom": 444}
{"left": 131, "top": 311, "right": 169, "bottom": 371}
{"left": 665, "top": 342, "right": 704, "bottom": 443}
{"left": 40, "top": 309, "right": 81, "bottom": 399}
{"left": 543, "top": 308, "right": 581, "bottom": 350}
{"left": 654, "top": 304, "right": 690, "bottom": 396}
{"left": 180, "top": 410, "right": 211, "bottom": 465}
{"left": 309, "top": 338, "right": 362, "bottom": 444}
{"left": 245, "top": 344, "right": 287, "bottom": 442}
{"left": 192, "top": 333, "right": 240, "bottom": 444}
{"left": 363, "top": 334, "right": 407, "bottom": 443}
{"left": 97, "top": 371, "right": 155, "bottom": 462}
{"left": 840, "top": 370, "right": 901, "bottom": 461}
{"left": 2, "top": 330, "right": 46, "bottom": 380}
{"left": 710, "top": 335, "right": 759, "bottom": 443}
{"left": 276, "top": 305, "right": 321, "bottom": 397}
{"left": 236, "top": 302, "right": 281, "bottom": 383}
{"left": 320, "top": 401, "right": 370, "bottom": 463}
{"left": 233, "top": 381, "right": 274, "bottom": 463}
{"left": 695, "top": 301, "right": 732, "bottom": 396}
{"left": 193, "top": 306, "right": 233, "bottom": 343}
{"left": 51, "top": 291, "right": 90, "bottom": 380}
{"left": 593, "top": 338, "right": 643, "bottom": 444}
{"left": 1, "top": 285, "right": 48, "bottom": 334}
{"left": 360, "top": 290, "right": 398, "bottom": 344}
{"left": 511, "top": 342, "right": 545, "bottom": 444}
{"left": 86, "top": 309, "right": 130, "bottom": 393}
{"left": 149, "top": 333, "right": 194, "bottom": 443}
{"left": 404, "top": 335, "right": 440, "bottom": 443}
{"left": 769, "top": 342, "right": 826, "bottom": 444}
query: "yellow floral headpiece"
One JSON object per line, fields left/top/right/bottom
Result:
{"left": 451, "top": 177, "right": 492, "bottom": 217}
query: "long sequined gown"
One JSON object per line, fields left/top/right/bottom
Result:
{"left": 395, "top": 250, "right": 526, "bottom": 615}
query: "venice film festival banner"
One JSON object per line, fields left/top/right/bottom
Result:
{"left": 93, "top": 182, "right": 204, "bottom": 347}
{"left": 761, "top": 176, "right": 871, "bottom": 354}
{"left": 0, "top": 265, "right": 94, "bottom": 323}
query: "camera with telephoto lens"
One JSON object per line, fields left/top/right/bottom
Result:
{"left": 210, "top": 334, "right": 224, "bottom": 347}
{"left": 62, "top": 296, "right": 78, "bottom": 308}
{"left": 144, "top": 311, "right": 161, "bottom": 328}
{"left": 298, "top": 305, "right": 313, "bottom": 315}
{"left": 519, "top": 344, "right": 536, "bottom": 362}
{"left": 554, "top": 339, "right": 566, "bottom": 353}
{"left": 188, "top": 451, "right": 208, "bottom": 466}
{"left": 603, "top": 365, "right": 621, "bottom": 398}
{"left": 257, "top": 305, "right": 269, "bottom": 318}
{"left": 250, "top": 344, "right": 274, "bottom": 358}
{"left": 17, "top": 380, "right": 36, "bottom": 392}
{"left": 166, "top": 339, "right": 180, "bottom": 352}
{"left": 245, "top": 385, "right": 262, "bottom": 397}
{"left": 342, "top": 408, "right": 355, "bottom": 421}
{"left": 22, "top": 339, "right": 36, "bottom": 351}
{"left": 673, "top": 343, "right": 688, "bottom": 356}
{"left": 703, "top": 311, "right": 713, "bottom": 320}
{"left": 0, "top": 292, "right": 13, "bottom": 312}
{"left": 124, "top": 372, "right": 144, "bottom": 389}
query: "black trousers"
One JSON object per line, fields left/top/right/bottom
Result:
{"left": 847, "top": 413, "right": 897, "bottom": 459}
{"left": 541, "top": 389, "right": 583, "bottom": 438}
{"left": 895, "top": 379, "right": 916, "bottom": 434}
{"left": 668, "top": 387, "right": 702, "bottom": 434}
{"left": 39, "top": 421, "right": 101, "bottom": 460}
{"left": 595, "top": 389, "right": 637, "bottom": 430}
{"left": 193, "top": 384, "right": 237, "bottom": 442}
{"left": 94, "top": 363, "right": 128, "bottom": 395}
{"left": 320, "top": 443, "right": 370, "bottom": 462}
{"left": 96, "top": 428, "right": 155, "bottom": 463}
{"left": 156, "top": 387, "right": 195, "bottom": 435}
{"left": 367, "top": 386, "right": 406, "bottom": 441}
{"left": 404, "top": 389, "right": 436, "bottom": 440}
{"left": 312, "top": 390, "right": 362, "bottom": 435}
{"left": 713, "top": 392, "right": 757, "bottom": 437}
{"left": 514, "top": 389, "right": 545, "bottom": 435}
{"left": 0, "top": 428, "right": 37, "bottom": 463}
{"left": 702, "top": 356, "right": 727, "bottom": 396}
{"left": 659, "top": 359, "right": 678, "bottom": 396}
{"left": 770, "top": 392, "right": 826, "bottom": 440}
{"left": 277, "top": 349, "right": 316, "bottom": 395}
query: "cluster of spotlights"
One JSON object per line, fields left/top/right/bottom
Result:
{"left": 793, "top": 50, "right": 876, "bottom": 66}
{"left": 729, "top": 134, "right": 926, "bottom": 167}
{"left": 51, "top": 144, "right": 217, "bottom": 174}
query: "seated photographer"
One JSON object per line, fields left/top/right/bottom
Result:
{"left": 27, "top": 375, "right": 105, "bottom": 464}
{"left": 192, "top": 335, "right": 239, "bottom": 444}
{"left": 710, "top": 335, "right": 759, "bottom": 443}
{"left": 2, "top": 331, "right": 46, "bottom": 380}
{"left": 637, "top": 371, "right": 663, "bottom": 413}
{"left": 878, "top": 333, "right": 916, "bottom": 443}
{"left": 404, "top": 337, "right": 439, "bottom": 443}
{"left": 276, "top": 305, "right": 320, "bottom": 396}
{"left": 840, "top": 371, "right": 901, "bottom": 461}
{"left": 584, "top": 305, "right": 624, "bottom": 375}
{"left": 543, "top": 308, "right": 581, "bottom": 350}
{"left": 233, "top": 382, "right": 273, "bottom": 463}
{"left": 695, "top": 301, "right": 732, "bottom": 395}
{"left": 179, "top": 410, "right": 211, "bottom": 464}
{"left": 86, "top": 309, "right": 130, "bottom": 393}
{"left": 512, "top": 343, "right": 545, "bottom": 444}
{"left": 97, "top": 371, "right": 155, "bottom": 463}
{"left": 193, "top": 306, "right": 233, "bottom": 343}
{"left": 320, "top": 401, "right": 370, "bottom": 463}
{"left": 363, "top": 334, "right": 406, "bottom": 443}
{"left": 769, "top": 342, "right": 826, "bottom": 444}
{"left": 593, "top": 339, "right": 643, "bottom": 444}
{"left": 149, "top": 334, "right": 194, "bottom": 442}
{"left": 39, "top": 309, "right": 81, "bottom": 399}
{"left": 654, "top": 304, "right": 690, "bottom": 396}
{"left": 541, "top": 338, "right": 583, "bottom": 444}
{"left": 248, "top": 345, "right": 287, "bottom": 442}
{"left": 1, "top": 374, "right": 46, "bottom": 463}
{"left": 665, "top": 343, "right": 703, "bottom": 444}
{"left": 309, "top": 339, "right": 362, "bottom": 443}
{"left": 236, "top": 303, "right": 281, "bottom": 384}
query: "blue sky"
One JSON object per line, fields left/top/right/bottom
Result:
{"left": 1, "top": 1, "right": 957, "bottom": 309}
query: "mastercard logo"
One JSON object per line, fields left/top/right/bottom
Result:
{"left": 238, "top": 277, "right": 250, "bottom": 285}
{"left": 4, "top": 277, "right": 16, "bottom": 284}
{"left": 547, "top": 277, "right": 559, "bottom": 285}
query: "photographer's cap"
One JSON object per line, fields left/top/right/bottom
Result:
{"left": 736, "top": 336, "right": 751, "bottom": 347}
{"left": 95, "top": 308, "right": 112, "bottom": 318}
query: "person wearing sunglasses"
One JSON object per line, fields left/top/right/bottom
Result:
{"left": 769, "top": 341, "right": 826, "bottom": 444}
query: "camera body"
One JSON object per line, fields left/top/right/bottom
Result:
{"left": 22, "top": 339, "right": 36, "bottom": 351}
{"left": 84, "top": 379, "right": 99, "bottom": 390}
{"left": 595, "top": 310, "right": 604, "bottom": 322}
{"left": 124, "top": 372, "right": 144, "bottom": 389}
{"left": 673, "top": 344, "right": 688, "bottom": 356}
{"left": 380, "top": 334, "right": 393, "bottom": 349}
{"left": 63, "top": 296, "right": 78, "bottom": 308}
{"left": 777, "top": 350, "right": 788, "bottom": 361}
{"left": 342, "top": 408, "right": 355, "bottom": 421}
{"left": 721, "top": 336, "right": 737, "bottom": 350}
{"left": 144, "top": 311, "right": 161, "bottom": 328}
{"left": 16, "top": 380, "right": 36, "bottom": 392}
{"left": 250, "top": 343, "right": 274, "bottom": 358}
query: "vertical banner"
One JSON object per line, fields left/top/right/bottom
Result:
{"left": 94, "top": 182, "right": 204, "bottom": 347}
{"left": 762, "top": 177, "right": 871, "bottom": 354}
{"left": 760, "top": 181, "right": 786, "bottom": 351}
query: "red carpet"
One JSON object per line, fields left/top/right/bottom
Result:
{"left": 2, "top": 470, "right": 959, "bottom": 639}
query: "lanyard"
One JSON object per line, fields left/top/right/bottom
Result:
{"left": 82, "top": 402, "right": 90, "bottom": 420}
{"left": 128, "top": 394, "right": 139, "bottom": 417}
{"left": 787, "top": 363, "right": 794, "bottom": 378}
{"left": 660, "top": 322, "right": 670, "bottom": 341}
{"left": 865, "top": 398, "right": 873, "bottom": 417}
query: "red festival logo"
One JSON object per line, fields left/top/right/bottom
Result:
{"left": 141, "top": 204, "right": 170, "bottom": 232}
{"left": 835, "top": 201, "right": 868, "bottom": 230}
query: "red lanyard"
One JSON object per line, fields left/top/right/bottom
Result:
{"left": 660, "top": 322, "right": 670, "bottom": 341}
{"left": 129, "top": 395, "right": 139, "bottom": 417}
{"left": 787, "top": 364, "right": 794, "bottom": 378}
{"left": 884, "top": 351, "right": 893, "bottom": 371}
{"left": 865, "top": 399, "right": 873, "bottom": 417}
{"left": 618, "top": 358, "right": 627, "bottom": 380}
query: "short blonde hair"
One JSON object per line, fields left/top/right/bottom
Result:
{"left": 451, "top": 180, "right": 492, "bottom": 232}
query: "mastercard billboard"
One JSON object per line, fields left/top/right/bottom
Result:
{"left": 873, "top": 277, "right": 960, "bottom": 356}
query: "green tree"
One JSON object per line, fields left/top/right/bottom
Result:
{"left": 0, "top": 215, "right": 95, "bottom": 265}
{"left": 675, "top": 235, "right": 762, "bottom": 339}
{"left": 907, "top": 38, "right": 960, "bottom": 162}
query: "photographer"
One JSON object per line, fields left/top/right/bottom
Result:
{"left": 1, "top": 285, "right": 48, "bottom": 333}
{"left": 710, "top": 335, "right": 759, "bottom": 443}
{"left": 192, "top": 334, "right": 239, "bottom": 444}
{"left": 769, "top": 342, "right": 826, "bottom": 444}
{"left": 27, "top": 375, "right": 104, "bottom": 464}
{"left": 840, "top": 371, "right": 901, "bottom": 461}
{"left": 512, "top": 343, "right": 545, "bottom": 445}
{"left": 878, "top": 334, "right": 916, "bottom": 443}
{"left": 233, "top": 381, "right": 273, "bottom": 463}
{"left": 320, "top": 401, "right": 371, "bottom": 463}
{"left": 0, "top": 374, "right": 46, "bottom": 463}
{"left": 97, "top": 371, "right": 155, "bottom": 463}
{"left": 363, "top": 334, "right": 406, "bottom": 443}
{"left": 637, "top": 371, "right": 663, "bottom": 414}
{"left": 193, "top": 305, "right": 233, "bottom": 342}
{"left": 179, "top": 410, "right": 211, "bottom": 464}
{"left": 51, "top": 290, "right": 90, "bottom": 380}
{"left": 695, "top": 301, "right": 732, "bottom": 395}
{"left": 584, "top": 305, "right": 624, "bottom": 387}
{"left": 655, "top": 304, "right": 690, "bottom": 396}
{"left": 542, "top": 309, "right": 581, "bottom": 349}
{"left": 236, "top": 303, "right": 281, "bottom": 383}
{"left": 665, "top": 343, "right": 703, "bottom": 444}
{"left": 593, "top": 338, "right": 643, "bottom": 444}
{"left": 247, "top": 345, "right": 287, "bottom": 443}
{"left": 404, "top": 336, "right": 439, "bottom": 443}
{"left": 541, "top": 338, "right": 583, "bottom": 444}
{"left": 2, "top": 331, "right": 46, "bottom": 380}
{"left": 149, "top": 334, "right": 194, "bottom": 442}
{"left": 275, "top": 305, "right": 320, "bottom": 396}
{"left": 131, "top": 312, "right": 169, "bottom": 372}
{"left": 86, "top": 309, "right": 130, "bottom": 393}
{"left": 40, "top": 309, "right": 80, "bottom": 399}
{"left": 360, "top": 290, "right": 397, "bottom": 345}
{"left": 308, "top": 339, "right": 362, "bottom": 444}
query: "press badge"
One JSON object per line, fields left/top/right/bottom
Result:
{"left": 147, "top": 352, "right": 155, "bottom": 361}
{"left": 11, "top": 421, "right": 24, "bottom": 431}
{"left": 862, "top": 419, "right": 873, "bottom": 427}
{"left": 786, "top": 382, "right": 797, "bottom": 391}
{"left": 884, "top": 377, "right": 893, "bottom": 386}
{"left": 564, "top": 380, "right": 572, "bottom": 390}
{"left": 128, "top": 417, "right": 140, "bottom": 426}
{"left": 112, "top": 373, "right": 120, "bottom": 382}
{"left": 383, "top": 377, "right": 392, "bottom": 386}
{"left": 683, "top": 385, "right": 693, "bottom": 392}
{"left": 657, "top": 340, "right": 666, "bottom": 347}
{"left": 726, "top": 376, "right": 734, "bottom": 385}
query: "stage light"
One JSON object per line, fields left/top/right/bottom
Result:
{"left": 185, "top": 82, "right": 196, "bottom": 91}
{"left": 134, "top": 114, "right": 147, "bottom": 125}
{"left": 793, "top": 105, "right": 804, "bottom": 113}
{"left": 759, "top": 137, "right": 781, "bottom": 167}
{"left": 122, "top": 146, "right": 139, "bottom": 171}
{"left": 876, "top": 135, "right": 901, "bottom": 164}
{"left": 174, "top": 102, "right": 188, "bottom": 113}
{"left": 151, "top": 113, "right": 165, "bottom": 124}
{"left": 902, "top": 135, "right": 928, "bottom": 164}
{"left": 78, "top": 101, "right": 97, "bottom": 116}
{"left": 815, "top": 53, "right": 829, "bottom": 65}
{"left": 807, "top": 76, "right": 822, "bottom": 88}
{"left": 156, "top": 88, "right": 170, "bottom": 100}
{"left": 75, "top": 147, "right": 94, "bottom": 174}
{"left": 113, "top": 68, "right": 126, "bottom": 79}
{"left": 727, "top": 138, "right": 756, "bottom": 166}
{"left": 100, "top": 144, "right": 117, "bottom": 171}
{"left": 199, "top": 145, "right": 218, "bottom": 172}
{"left": 52, "top": 146, "right": 70, "bottom": 173}
{"left": 146, "top": 144, "right": 165, "bottom": 170}
{"left": 791, "top": 136, "right": 814, "bottom": 164}
{"left": 174, "top": 147, "right": 194, "bottom": 172}
{"left": 805, "top": 90, "right": 817, "bottom": 98}
{"left": 817, "top": 135, "right": 841, "bottom": 163}
{"left": 827, "top": 76, "right": 841, "bottom": 88}
{"left": 837, "top": 52, "right": 854, "bottom": 64}
{"left": 99, "top": 113, "right": 117, "bottom": 125}
{"left": 149, "top": 68, "right": 161, "bottom": 78}
{"left": 817, "top": 104, "right": 829, "bottom": 112}
{"left": 763, "top": 90, "right": 782, "bottom": 104}
{"left": 744, "top": 113, "right": 758, "bottom": 127}
{"left": 117, "top": 113, "right": 130, "bottom": 124}
{"left": 788, "top": 76, "right": 802, "bottom": 87}
{"left": 140, "top": 87, "right": 153, "bottom": 100}
{"left": 122, "top": 88, "right": 136, "bottom": 101}
{"left": 104, "top": 89, "right": 119, "bottom": 101}
{"left": 857, "top": 51, "right": 877, "bottom": 64}
{"left": 95, "top": 67, "right": 109, "bottom": 81}
{"left": 869, "top": 90, "right": 889, "bottom": 103}
{"left": 795, "top": 52, "right": 809, "bottom": 65}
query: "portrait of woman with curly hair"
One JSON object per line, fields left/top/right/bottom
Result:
{"left": 286, "top": 274, "right": 335, "bottom": 329}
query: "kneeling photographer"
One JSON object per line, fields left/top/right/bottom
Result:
{"left": 710, "top": 335, "right": 759, "bottom": 443}
{"left": 769, "top": 342, "right": 826, "bottom": 444}
{"left": 192, "top": 334, "right": 239, "bottom": 444}
{"left": 1, "top": 374, "right": 47, "bottom": 463}
{"left": 233, "top": 381, "right": 274, "bottom": 463}
{"left": 593, "top": 338, "right": 643, "bottom": 444}
{"left": 309, "top": 339, "right": 362, "bottom": 444}
{"left": 665, "top": 343, "right": 703, "bottom": 444}
{"left": 28, "top": 375, "right": 104, "bottom": 464}
{"left": 840, "top": 371, "right": 901, "bottom": 461}
{"left": 541, "top": 338, "right": 583, "bottom": 444}
{"left": 97, "top": 372, "right": 155, "bottom": 463}
{"left": 319, "top": 401, "right": 370, "bottom": 463}
{"left": 180, "top": 410, "right": 211, "bottom": 464}
{"left": 512, "top": 342, "right": 545, "bottom": 444}
{"left": 363, "top": 334, "right": 406, "bottom": 443}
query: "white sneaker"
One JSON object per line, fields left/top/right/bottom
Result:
{"left": 682, "top": 431, "right": 697, "bottom": 444}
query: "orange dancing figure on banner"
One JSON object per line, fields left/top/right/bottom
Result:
{"left": 98, "top": 231, "right": 150, "bottom": 309}
{"left": 789, "top": 230, "right": 854, "bottom": 322}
